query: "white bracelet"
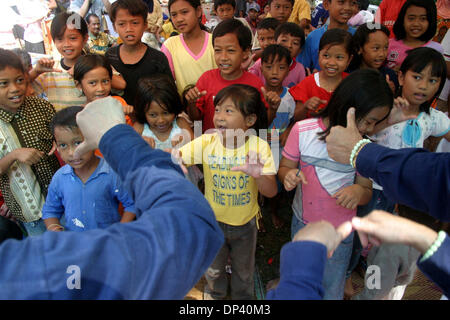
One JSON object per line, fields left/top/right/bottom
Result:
{"left": 349, "top": 139, "right": 371, "bottom": 168}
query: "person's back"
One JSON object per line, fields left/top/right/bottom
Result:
{"left": 105, "top": 0, "right": 172, "bottom": 105}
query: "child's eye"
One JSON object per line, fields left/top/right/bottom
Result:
{"left": 16, "top": 78, "right": 25, "bottom": 84}
{"left": 88, "top": 81, "right": 97, "bottom": 86}
{"left": 74, "top": 141, "right": 82, "bottom": 146}
{"left": 430, "top": 79, "right": 439, "bottom": 84}
{"left": 102, "top": 79, "right": 110, "bottom": 84}
{"left": 0, "top": 81, "right": 7, "bottom": 87}
{"left": 58, "top": 143, "right": 67, "bottom": 149}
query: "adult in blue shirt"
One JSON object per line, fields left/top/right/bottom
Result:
{"left": 0, "top": 97, "right": 224, "bottom": 299}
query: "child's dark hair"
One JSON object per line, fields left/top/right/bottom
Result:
{"left": 85, "top": 13, "right": 99, "bottom": 24}
{"left": 214, "top": 84, "right": 268, "bottom": 132}
{"left": 168, "top": 0, "right": 208, "bottom": 31}
{"left": 134, "top": 74, "right": 184, "bottom": 124}
{"left": 214, "top": 0, "right": 235, "bottom": 11}
{"left": 399, "top": 47, "right": 447, "bottom": 113}
{"left": 257, "top": 17, "right": 280, "bottom": 31}
{"left": 350, "top": 23, "right": 390, "bottom": 70}
{"left": 393, "top": 0, "right": 437, "bottom": 42}
{"left": 51, "top": 12, "right": 88, "bottom": 40}
{"left": 110, "top": 0, "right": 148, "bottom": 24}
{"left": 318, "top": 69, "right": 393, "bottom": 140}
{"left": 73, "top": 54, "right": 113, "bottom": 84}
{"left": 0, "top": 49, "right": 25, "bottom": 73}
{"left": 319, "top": 28, "right": 354, "bottom": 57}
{"left": 213, "top": 19, "right": 252, "bottom": 50}
{"left": 274, "top": 22, "right": 305, "bottom": 47}
{"left": 10, "top": 48, "right": 32, "bottom": 70}
{"left": 261, "top": 44, "right": 291, "bottom": 65}
{"left": 50, "top": 106, "right": 84, "bottom": 136}
{"left": 268, "top": 0, "right": 294, "bottom": 6}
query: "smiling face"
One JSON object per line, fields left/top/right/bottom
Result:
{"left": 55, "top": 126, "right": 95, "bottom": 170}
{"left": 324, "top": 0, "right": 359, "bottom": 26}
{"left": 404, "top": 5, "right": 429, "bottom": 41}
{"left": 76, "top": 67, "right": 111, "bottom": 103}
{"left": 169, "top": 0, "right": 202, "bottom": 34}
{"left": 261, "top": 55, "right": 290, "bottom": 90}
{"left": 214, "top": 33, "right": 248, "bottom": 80}
{"left": 360, "top": 31, "right": 389, "bottom": 70}
{"left": 145, "top": 101, "right": 176, "bottom": 135}
{"left": 113, "top": 8, "right": 147, "bottom": 47}
{"left": 356, "top": 105, "right": 390, "bottom": 136}
{"left": 54, "top": 28, "right": 88, "bottom": 66}
{"left": 318, "top": 44, "right": 351, "bottom": 78}
{"left": 399, "top": 64, "right": 441, "bottom": 110}
{"left": 0, "top": 67, "right": 27, "bottom": 113}
{"left": 213, "top": 97, "right": 255, "bottom": 143}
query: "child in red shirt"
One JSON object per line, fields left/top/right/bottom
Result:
{"left": 290, "top": 28, "right": 353, "bottom": 121}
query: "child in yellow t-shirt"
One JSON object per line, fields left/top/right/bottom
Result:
{"left": 178, "top": 84, "right": 277, "bottom": 300}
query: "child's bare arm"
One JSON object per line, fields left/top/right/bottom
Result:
{"left": 111, "top": 74, "right": 126, "bottom": 90}
{"left": 120, "top": 211, "right": 136, "bottom": 223}
{"left": 29, "top": 58, "right": 61, "bottom": 82}
{"left": 332, "top": 176, "right": 372, "bottom": 210}
{"left": 0, "top": 148, "right": 44, "bottom": 175}
{"left": 278, "top": 156, "right": 308, "bottom": 192}
{"left": 185, "top": 87, "right": 206, "bottom": 121}
{"left": 44, "top": 217, "right": 63, "bottom": 232}
{"left": 294, "top": 100, "right": 309, "bottom": 121}
{"left": 255, "top": 174, "right": 277, "bottom": 198}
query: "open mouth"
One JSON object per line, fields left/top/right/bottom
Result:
{"left": 9, "top": 95, "right": 23, "bottom": 104}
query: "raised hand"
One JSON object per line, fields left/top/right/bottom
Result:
{"left": 231, "top": 151, "right": 266, "bottom": 178}
{"left": 261, "top": 87, "right": 281, "bottom": 110}
{"left": 387, "top": 97, "right": 416, "bottom": 125}
{"left": 13, "top": 148, "right": 44, "bottom": 165}
{"left": 304, "top": 96, "right": 327, "bottom": 112}
{"left": 184, "top": 86, "right": 207, "bottom": 105}
{"left": 35, "top": 58, "right": 62, "bottom": 75}
{"left": 325, "top": 108, "right": 363, "bottom": 164}
{"left": 283, "top": 168, "right": 307, "bottom": 191}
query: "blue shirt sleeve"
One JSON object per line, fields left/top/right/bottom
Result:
{"left": 417, "top": 234, "right": 450, "bottom": 297}
{"left": 356, "top": 143, "right": 450, "bottom": 221}
{"left": 266, "top": 241, "right": 326, "bottom": 300}
{"left": 41, "top": 172, "right": 64, "bottom": 220}
{"left": 0, "top": 125, "right": 224, "bottom": 299}
{"left": 111, "top": 172, "right": 135, "bottom": 214}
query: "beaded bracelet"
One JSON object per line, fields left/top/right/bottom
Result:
{"left": 420, "top": 231, "right": 446, "bottom": 262}
{"left": 349, "top": 139, "right": 371, "bottom": 168}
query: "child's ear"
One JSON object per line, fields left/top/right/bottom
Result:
{"left": 323, "top": 0, "right": 330, "bottom": 10}
{"left": 196, "top": 6, "right": 203, "bottom": 19}
{"left": 243, "top": 48, "right": 251, "bottom": 62}
{"left": 398, "top": 71, "right": 405, "bottom": 86}
{"left": 245, "top": 114, "right": 257, "bottom": 127}
{"left": 346, "top": 54, "right": 353, "bottom": 69}
{"left": 75, "top": 80, "right": 82, "bottom": 92}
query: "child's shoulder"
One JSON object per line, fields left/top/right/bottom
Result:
{"left": 23, "top": 96, "right": 55, "bottom": 112}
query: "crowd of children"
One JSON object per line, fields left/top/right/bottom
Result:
{"left": 0, "top": 0, "right": 449, "bottom": 300}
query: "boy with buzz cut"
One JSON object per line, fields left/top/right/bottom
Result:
{"left": 297, "top": 0, "right": 359, "bottom": 71}
{"left": 250, "top": 22, "right": 306, "bottom": 88}
{"left": 42, "top": 106, "right": 136, "bottom": 232}
{"left": 266, "top": 0, "right": 294, "bottom": 23}
{"left": 251, "top": 17, "right": 280, "bottom": 59}
{"left": 105, "top": 0, "right": 173, "bottom": 105}
{"left": 213, "top": 0, "right": 254, "bottom": 39}
{"left": 185, "top": 19, "right": 268, "bottom": 133}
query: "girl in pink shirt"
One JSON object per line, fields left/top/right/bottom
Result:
{"left": 278, "top": 69, "right": 393, "bottom": 300}
{"left": 387, "top": 0, "right": 443, "bottom": 71}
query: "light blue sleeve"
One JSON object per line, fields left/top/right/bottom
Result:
{"left": 41, "top": 172, "right": 64, "bottom": 220}
{"left": 430, "top": 109, "right": 450, "bottom": 137}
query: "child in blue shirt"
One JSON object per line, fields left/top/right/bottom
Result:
{"left": 297, "top": 0, "right": 359, "bottom": 71}
{"left": 42, "top": 106, "right": 135, "bottom": 232}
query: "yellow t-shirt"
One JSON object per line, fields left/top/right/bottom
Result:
{"left": 180, "top": 133, "right": 276, "bottom": 226}
{"left": 161, "top": 31, "right": 217, "bottom": 95}
{"left": 288, "top": 0, "right": 311, "bottom": 25}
